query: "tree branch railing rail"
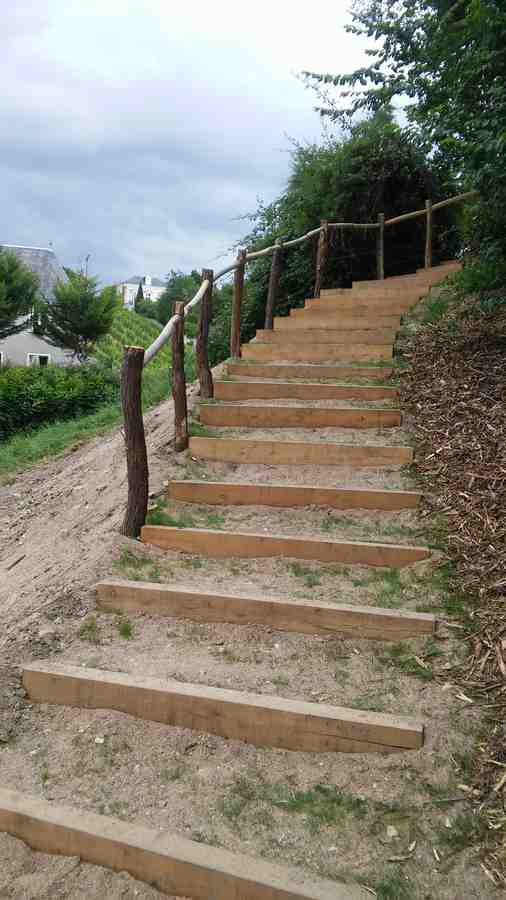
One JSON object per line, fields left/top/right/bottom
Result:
{"left": 120, "top": 187, "right": 479, "bottom": 537}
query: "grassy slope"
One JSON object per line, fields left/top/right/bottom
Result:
{"left": 0, "top": 308, "right": 194, "bottom": 482}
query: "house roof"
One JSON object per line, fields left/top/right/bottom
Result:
{"left": 0, "top": 244, "right": 67, "bottom": 301}
{"left": 125, "top": 275, "right": 165, "bottom": 288}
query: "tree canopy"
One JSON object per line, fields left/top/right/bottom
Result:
{"left": 43, "top": 272, "right": 117, "bottom": 361}
{"left": 0, "top": 249, "right": 40, "bottom": 340}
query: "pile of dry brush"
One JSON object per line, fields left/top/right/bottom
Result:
{"left": 401, "top": 301, "right": 506, "bottom": 882}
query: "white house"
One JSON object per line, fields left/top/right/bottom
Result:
{"left": 0, "top": 244, "right": 72, "bottom": 367}
{"left": 117, "top": 275, "right": 165, "bottom": 309}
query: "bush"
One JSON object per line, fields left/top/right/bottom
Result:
{"left": 0, "top": 365, "right": 118, "bottom": 441}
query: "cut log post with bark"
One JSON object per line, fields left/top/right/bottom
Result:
{"left": 376, "top": 213, "right": 385, "bottom": 281}
{"left": 120, "top": 346, "right": 149, "bottom": 538}
{"left": 313, "top": 221, "right": 328, "bottom": 297}
{"left": 230, "top": 249, "right": 246, "bottom": 358}
{"left": 264, "top": 240, "right": 282, "bottom": 329}
{"left": 196, "top": 267, "right": 214, "bottom": 399}
{"left": 171, "top": 302, "right": 188, "bottom": 452}
{"left": 425, "top": 199, "right": 433, "bottom": 269}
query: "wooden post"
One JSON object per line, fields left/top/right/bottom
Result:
{"left": 425, "top": 199, "right": 433, "bottom": 269}
{"left": 196, "top": 268, "right": 214, "bottom": 399}
{"left": 313, "top": 220, "right": 328, "bottom": 297}
{"left": 264, "top": 240, "right": 282, "bottom": 330}
{"left": 120, "top": 346, "right": 149, "bottom": 538}
{"left": 230, "top": 249, "right": 246, "bottom": 358}
{"left": 171, "top": 302, "right": 188, "bottom": 452}
{"left": 376, "top": 213, "right": 385, "bottom": 281}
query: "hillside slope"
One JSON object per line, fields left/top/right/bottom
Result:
{"left": 95, "top": 308, "right": 170, "bottom": 370}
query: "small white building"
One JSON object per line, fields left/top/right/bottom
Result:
{"left": 0, "top": 244, "right": 72, "bottom": 367}
{"left": 117, "top": 275, "right": 165, "bottom": 309}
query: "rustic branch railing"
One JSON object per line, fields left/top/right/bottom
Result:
{"left": 119, "top": 187, "right": 479, "bottom": 536}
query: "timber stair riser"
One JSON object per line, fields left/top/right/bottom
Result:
{"left": 0, "top": 789, "right": 366, "bottom": 900}
{"left": 255, "top": 329, "right": 396, "bottom": 345}
{"left": 304, "top": 299, "right": 414, "bottom": 315}
{"left": 23, "top": 664, "right": 424, "bottom": 754}
{"left": 241, "top": 345, "right": 393, "bottom": 363}
{"left": 199, "top": 404, "right": 402, "bottom": 429}
{"left": 141, "top": 525, "right": 430, "bottom": 568}
{"left": 97, "top": 580, "right": 435, "bottom": 641}
{"left": 189, "top": 436, "right": 412, "bottom": 467}
{"left": 168, "top": 480, "right": 420, "bottom": 511}
{"left": 226, "top": 363, "right": 394, "bottom": 380}
{"left": 278, "top": 315, "right": 401, "bottom": 329}
{"left": 214, "top": 381, "right": 399, "bottom": 401}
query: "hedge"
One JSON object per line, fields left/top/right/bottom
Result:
{"left": 0, "top": 365, "right": 118, "bottom": 441}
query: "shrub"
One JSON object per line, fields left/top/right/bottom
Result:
{"left": 0, "top": 365, "right": 118, "bottom": 441}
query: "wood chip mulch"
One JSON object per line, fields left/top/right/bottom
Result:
{"left": 401, "top": 302, "right": 506, "bottom": 885}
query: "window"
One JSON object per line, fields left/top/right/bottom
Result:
{"left": 27, "top": 353, "right": 50, "bottom": 367}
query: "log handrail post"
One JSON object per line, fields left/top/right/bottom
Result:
{"left": 120, "top": 345, "right": 149, "bottom": 538}
{"left": 425, "top": 199, "right": 433, "bottom": 269}
{"left": 264, "top": 239, "right": 282, "bottom": 329}
{"left": 230, "top": 249, "right": 246, "bottom": 358}
{"left": 172, "top": 301, "right": 188, "bottom": 452}
{"left": 196, "top": 267, "right": 214, "bottom": 399}
{"left": 313, "top": 220, "right": 328, "bottom": 297}
{"left": 376, "top": 213, "right": 385, "bottom": 281}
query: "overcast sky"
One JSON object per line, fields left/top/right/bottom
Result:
{"left": 1, "top": 1, "right": 370, "bottom": 284}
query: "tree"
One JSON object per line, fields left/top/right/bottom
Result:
{"left": 43, "top": 272, "right": 118, "bottom": 361}
{"left": 303, "top": 0, "right": 506, "bottom": 283}
{"left": 134, "top": 282, "right": 159, "bottom": 321}
{"left": 0, "top": 248, "right": 40, "bottom": 339}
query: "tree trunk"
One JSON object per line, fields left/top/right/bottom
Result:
{"left": 425, "top": 200, "right": 433, "bottom": 269}
{"left": 230, "top": 249, "right": 246, "bottom": 358}
{"left": 313, "top": 221, "right": 328, "bottom": 297}
{"left": 264, "top": 241, "right": 282, "bottom": 329}
{"left": 196, "top": 268, "right": 214, "bottom": 399}
{"left": 120, "top": 346, "right": 149, "bottom": 538}
{"left": 172, "top": 302, "right": 188, "bottom": 452}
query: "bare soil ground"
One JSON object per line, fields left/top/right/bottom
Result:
{"left": 0, "top": 377, "right": 496, "bottom": 898}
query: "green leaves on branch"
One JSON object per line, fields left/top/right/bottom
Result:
{"left": 43, "top": 272, "right": 118, "bottom": 362}
{"left": 0, "top": 249, "right": 40, "bottom": 340}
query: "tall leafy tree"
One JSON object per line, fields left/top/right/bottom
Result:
{"left": 0, "top": 249, "right": 40, "bottom": 339}
{"left": 43, "top": 272, "right": 117, "bottom": 361}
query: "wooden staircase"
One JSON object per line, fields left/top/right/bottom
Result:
{"left": 6, "top": 263, "right": 458, "bottom": 899}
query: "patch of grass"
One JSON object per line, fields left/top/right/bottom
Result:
{"left": 189, "top": 420, "right": 217, "bottom": 438}
{"left": 117, "top": 617, "right": 133, "bottom": 640}
{"left": 437, "top": 811, "right": 488, "bottom": 855}
{"left": 364, "top": 869, "right": 416, "bottom": 900}
{"left": 146, "top": 506, "right": 197, "bottom": 528}
{"left": 113, "top": 548, "right": 152, "bottom": 572}
{"left": 271, "top": 673, "right": 289, "bottom": 687}
{"left": 352, "top": 690, "right": 389, "bottom": 713}
{"left": 33, "top": 749, "right": 49, "bottom": 785}
{"left": 81, "top": 656, "right": 100, "bottom": 668}
{"left": 191, "top": 830, "right": 220, "bottom": 845}
{"left": 78, "top": 615, "right": 101, "bottom": 644}
{"left": 182, "top": 556, "right": 204, "bottom": 569}
{"left": 97, "top": 799, "right": 130, "bottom": 819}
{"left": 201, "top": 510, "right": 226, "bottom": 529}
{"left": 288, "top": 562, "right": 322, "bottom": 587}
{"left": 161, "top": 765, "right": 185, "bottom": 783}
{"left": 378, "top": 641, "right": 434, "bottom": 681}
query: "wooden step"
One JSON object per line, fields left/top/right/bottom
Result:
{"left": 141, "top": 525, "right": 430, "bottom": 568}
{"left": 241, "top": 344, "right": 392, "bottom": 363}
{"left": 168, "top": 480, "right": 420, "bottom": 510}
{"left": 226, "top": 363, "right": 394, "bottom": 380}
{"left": 97, "top": 580, "right": 435, "bottom": 640}
{"left": 0, "top": 788, "right": 369, "bottom": 900}
{"left": 280, "top": 314, "right": 401, "bottom": 329}
{"left": 305, "top": 298, "right": 413, "bottom": 314}
{"left": 189, "top": 436, "right": 412, "bottom": 467}
{"left": 214, "top": 381, "right": 399, "bottom": 402}
{"left": 199, "top": 403, "right": 401, "bottom": 430}
{"left": 317, "top": 289, "right": 423, "bottom": 299}
{"left": 23, "top": 662, "right": 424, "bottom": 754}
{"left": 256, "top": 329, "right": 396, "bottom": 345}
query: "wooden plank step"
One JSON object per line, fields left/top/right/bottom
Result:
{"left": 0, "top": 788, "right": 368, "bottom": 900}
{"left": 317, "top": 289, "right": 423, "bottom": 299}
{"left": 305, "top": 298, "right": 414, "bottom": 314}
{"left": 226, "top": 363, "right": 394, "bottom": 380}
{"left": 241, "top": 344, "right": 392, "bottom": 363}
{"left": 23, "top": 662, "right": 425, "bottom": 753}
{"left": 189, "top": 436, "right": 412, "bottom": 467}
{"left": 168, "top": 480, "right": 420, "bottom": 510}
{"left": 199, "top": 403, "right": 402, "bottom": 429}
{"left": 141, "top": 525, "right": 430, "bottom": 568}
{"left": 97, "top": 579, "right": 435, "bottom": 640}
{"left": 279, "top": 314, "right": 401, "bottom": 329}
{"left": 214, "top": 381, "right": 399, "bottom": 401}
{"left": 256, "top": 329, "right": 396, "bottom": 345}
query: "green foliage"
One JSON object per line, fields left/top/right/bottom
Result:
{"left": 303, "top": 0, "right": 506, "bottom": 287}
{"left": 42, "top": 272, "right": 118, "bottom": 361}
{"left": 0, "top": 365, "right": 117, "bottom": 441}
{"left": 0, "top": 248, "right": 40, "bottom": 339}
{"left": 157, "top": 270, "right": 201, "bottom": 337}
